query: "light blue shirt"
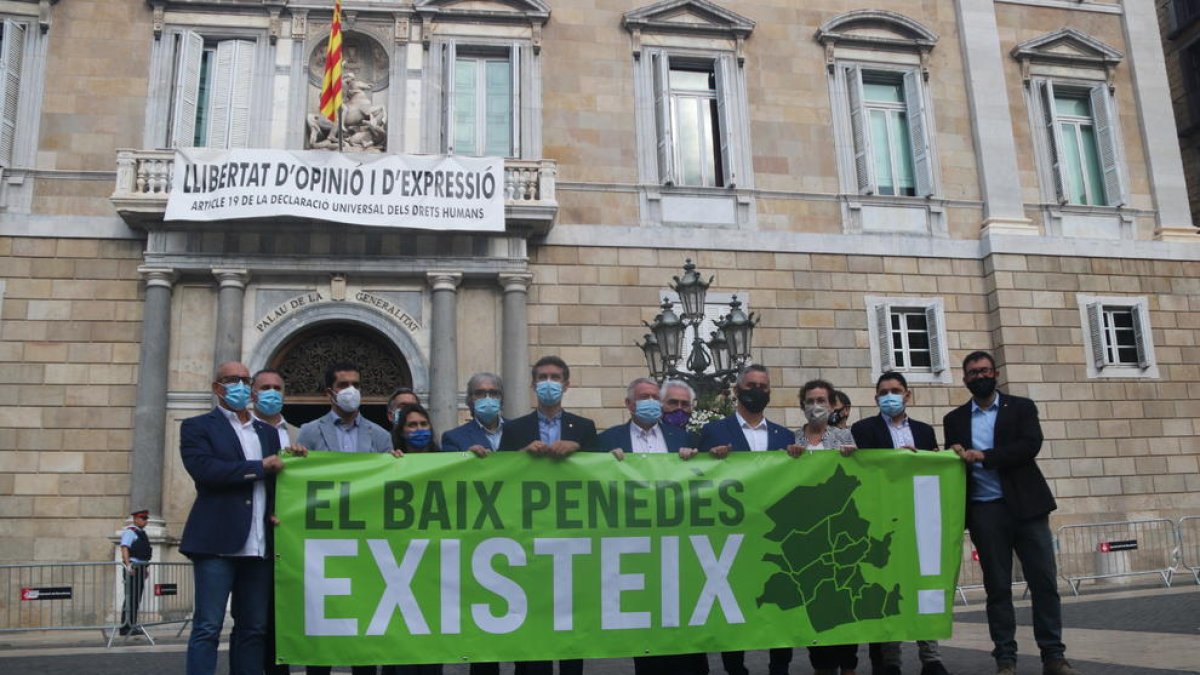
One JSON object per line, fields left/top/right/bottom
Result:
{"left": 334, "top": 415, "right": 359, "bottom": 454}
{"left": 537, "top": 410, "right": 562, "bottom": 445}
{"left": 969, "top": 394, "right": 1005, "bottom": 502}
{"left": 478, "top": 419, "right": 503, "bottom": 451}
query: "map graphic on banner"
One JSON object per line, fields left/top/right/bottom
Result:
{"left": 273, "top": 450, "right": 965, "bottom": 666}
{"left": 165, "top": 149, "right": 506, "bottom": 231}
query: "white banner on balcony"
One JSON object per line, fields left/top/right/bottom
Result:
{"left": 165, "top": 149, "right": 505, "bottom": 231}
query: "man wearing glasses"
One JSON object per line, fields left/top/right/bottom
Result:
{"left": 443, "top": 372, "right": 506, "bottom": 454}
{"left": 179, "top": 361, "right": 285, "bottom": 675}
{"left": 944, "top": 351, "right": 1078, "bottom": 675}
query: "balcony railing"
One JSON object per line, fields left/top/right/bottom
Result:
{"left": 111, "top": 149, "right": 557, "bottom": 233}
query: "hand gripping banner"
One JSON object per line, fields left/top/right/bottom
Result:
{"left": 273, "top": 450, "right": 966, "bottom": 666}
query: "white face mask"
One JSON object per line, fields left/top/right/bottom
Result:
{"left": 804, "top": 404, "right": 830, "bottom": 425}
{"left": 335, "top": 386, "right": 362, "bottom": 413}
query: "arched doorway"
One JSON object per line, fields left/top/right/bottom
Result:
{"left": 270, "top": 321, "right": 412, "bottom": 428}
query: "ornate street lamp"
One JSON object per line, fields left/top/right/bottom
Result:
{"left": 634, "top": 259, "right": 757, "bottom": 402}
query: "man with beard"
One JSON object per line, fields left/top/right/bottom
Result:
{"left": 944, "top": 351, "right": 1078, "bottom": 675}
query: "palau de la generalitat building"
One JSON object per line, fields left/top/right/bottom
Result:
{"left": 0, "top": 0, "right": 1197, "bottom": 564}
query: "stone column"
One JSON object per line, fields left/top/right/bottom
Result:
{"left": 427, "top": 272, "right": 463, "bottom": 436}
{"left": 129, "top": 267, "right": 176, "bottom": 528}
{"left": 499, "top": 273, "right": 533, "bottom": 418}
{"left": 1123, "top": 0, "right": 1195, "bottom": 240}
{"left": 955, "top": 0, "right": 1037, "bottom": 236}
{"left": 212, "top": 269, "right": 249, "bottom": 366}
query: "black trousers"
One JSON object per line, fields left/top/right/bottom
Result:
{"left": 633, "top": 653, "right": 709, "bottom": 675}
{"left": 807, "top": 645, "right": 858, "bottom": 670}
{"left": 721, "top": 648, "right": 792, "bottom": 675}
{"left": 967, "top": 502, "right": 1064, "bottom": 665}
{"left": 120, "top": 564, "right": 147, "bottom": 631}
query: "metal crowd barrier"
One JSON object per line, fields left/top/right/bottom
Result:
{"left": 0, "top": 561, "right": 193, "bottom": 646}
{"left": 1055, "top": 519, "right": 1180, "bottom": 596}
{"left": 954, "top": 534, "right": 1027, "bottom": 606}
{"left": 1179, "top": 516, "right": 1200, "bottom": 585}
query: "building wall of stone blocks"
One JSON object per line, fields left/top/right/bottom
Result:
{"left": 525, "top": 244, "right": 1200, "bottom": 527}
{"left": 0, "top": 236, "right": 145, "bottom": 561}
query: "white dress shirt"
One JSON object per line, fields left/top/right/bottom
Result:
{"left": 629, "top": 421, "right": 668, "bottom": 454}
{"left": 736, "top": 412, "right": 769, "bottom": 452}
{"left": 220, "top": 406, "right": 266, "bottom": 558}
{"left": 883, "top": 413, "right": 915, "bottom": 449}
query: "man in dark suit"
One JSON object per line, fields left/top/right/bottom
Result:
{"left": 944, "top": 351, "right": 1077, "bottom": 675}
{"left": 698, "top": 364, "right": 795, "bottom": 675}
{"left": 498, "top": 355, "right": 597, "bottom": 456}
{"left": 851, "top": 372, "right": 950, "bottom": 675}
{"left": 180, "top": 361, "right": 284, "bottom": 675}
{"left": 442, "top": 372, "right": 505, "bottom": 455}
{"left": 485, "top": 355, "right": 595, "bottom": 675}
{"left": 600, "top": 377, "right": 705, "bottom": 675}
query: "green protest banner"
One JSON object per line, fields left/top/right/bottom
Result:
{"left": 274, "top": 449, "right": 965, "bottom": 666}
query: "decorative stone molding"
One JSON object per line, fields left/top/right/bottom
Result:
{"left": 498, "top": 272, "right": 533, "bottom": 294}
{"left": 414, "top": 0, "right": 550, "bottom": 50}
{"left": 815, "top": 9, "right": 937, "bottom": 77}
{"left": 139, "top": 266, "right": 177, "bottom": 289}
{"left": 1011, "top": 28, "right": 1124, "bottom": 88}
{"left": 291, "top": 9, "right": 307, "bottom": 39}
{"left": 213, "top": 268, "right": 250, "bottom": 290}
{"left": 623, "top": 0, "right": 755, "bottom": 63}
{"left": 427, "top": 271, "right": 463, "bottom": 292}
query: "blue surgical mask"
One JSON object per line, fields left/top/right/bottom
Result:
{"left": 222, "top": 381, "right": 251, "bottom": 411}
{"left": 255, "top": 389, "right": 283, "bottom": 416}
{"left": 473, "top": 396, "right": 501, "bottom": 424}
{"left": 634, "top": 399, "right": 662, "bottom": 425}
{"left": 407, "top": 428, "right": 433, "bottom": 450}
{"left": 535, "top": 380, "right": 563, "bottom": 407}
{"left": 878, "top": 393, "right": 906, "bottom": 417}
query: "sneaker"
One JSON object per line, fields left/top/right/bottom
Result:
{"left": 1043, "top": 660, "right": 1081, "bottom": 675}
{"left": 997, "top": 664, "right": 1016, "bottom": 675}
{"left": 920, "top": 663, "right": 951, "bottom": 675}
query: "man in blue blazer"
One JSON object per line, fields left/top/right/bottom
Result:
{"left": 297, "top": 362, "right": 393, "bottom": 454}
{"left": 850, "top": 372, "right": 950, "bottom": 675}
{"left": 180, "top": 361, "right": 284, "bottom": 675}
{"left": 698, "top": 364, "right": 796, "bottom": 675}
{"left": 442, "top": 372, "right": 506, "bottom": 454}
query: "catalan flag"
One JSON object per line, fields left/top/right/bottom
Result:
{"left": 319, "top": 0, "right": 343, "bottom": 122}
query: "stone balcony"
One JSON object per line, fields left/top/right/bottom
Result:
{"left": 110, "top": 149, "right": 558, "bottom": 235}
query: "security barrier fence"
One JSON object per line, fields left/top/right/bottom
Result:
{"left": 954, "top": 534, "right": 1027, "bottom": 605}
{"left": 1055, "top": 519, "right": 1180, "bottom": 596}
{"left": 0, "top": 561, "right": 193, "bottom": 645}
{"left": 1179, "top": 516, "right": 1200, "bottom": 585}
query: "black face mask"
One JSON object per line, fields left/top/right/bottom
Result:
{"left": 967, "top": 377, "right": 997, "bottom": 399}
{"left": 828, "top": 409, "right": 845, "bottom": 426}
{"left": 737, "top": 387, "right": 770, "bottom": 414}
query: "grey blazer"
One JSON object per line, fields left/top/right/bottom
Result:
{"left": 297, "top": 410, "right": 393, "bottom": 453}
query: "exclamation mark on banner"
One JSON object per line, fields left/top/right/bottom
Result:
{"left": 912, "top": 475, "right": 944, "bottom": 615}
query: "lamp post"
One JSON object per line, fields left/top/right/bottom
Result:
{"left": 636, "top": 259, "right": 758, "bottom": 402}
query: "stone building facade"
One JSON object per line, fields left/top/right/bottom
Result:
{"left": 0, "top": 0, "right": 1197, "bottom": 564}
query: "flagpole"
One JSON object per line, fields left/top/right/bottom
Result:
{"left": 337, "top": 106, "right": 343, "bottom": 153}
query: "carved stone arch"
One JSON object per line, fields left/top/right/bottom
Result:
{"left": 247, "top": 302, "right": 430, "bottom": 398}
{"left": 815, "top": 10, "right": 938, "bottom": 75}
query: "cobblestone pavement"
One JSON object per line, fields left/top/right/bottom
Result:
{"left": 2, "top": 585, "right": 1196, "bottom": 675}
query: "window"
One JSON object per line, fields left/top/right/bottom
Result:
{"left": 847, "top": 68, "right": 929, "bottom": 197}
{"left": 0, "top": 18, "right": 25, "bottom": 167}
{"left": 1170, "top": 0, "right": 1200, "bottom": 32}
{"left": 649, "top": 51, "right": 736, "bottom": 188}
{"left": 1078, "top": 295, "right": 1157, "bottom": 378}
{"left": 429, "top": 40, "right": 529, "bottom": 158}
{"left": 866, "top": 297, "right": 950, "bottom": 384}
{"left": 453, "top": 51, "right": 514, "bottom": 157}
{"left": 168, "top": 32, "right": 255, "bottom": 149}
{"left": 1037, "top": 80, "right": 1124, "bottom": 207}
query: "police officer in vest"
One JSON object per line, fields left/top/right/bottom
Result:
{"left": 119, "top": 509, "right": 152, "bottom": 636}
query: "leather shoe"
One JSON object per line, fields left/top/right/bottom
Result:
{"left": 1043, "top": 660, "right": 1082, "bottom": 675}
{"left": 920, "top": 663, "right": 950, "bottom": 675}
{"left": 997, "top": 664, "right": 1016, "bottom": 675}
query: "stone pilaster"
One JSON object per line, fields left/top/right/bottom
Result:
{"left": 129, "top": 267, "right": 177, "bottom": 530}
{"left": 427, "top": 272, "right": 463, "bottom": 436}
{"left": 499, "top": 273, "right": 533, "bottom": 418}
{"left": 212, "top": 269, "right": 250, "bottom": 366}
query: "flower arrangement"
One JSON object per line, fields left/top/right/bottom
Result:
{"left": 686, "top": 389, "right": 735, "bottom": 435}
